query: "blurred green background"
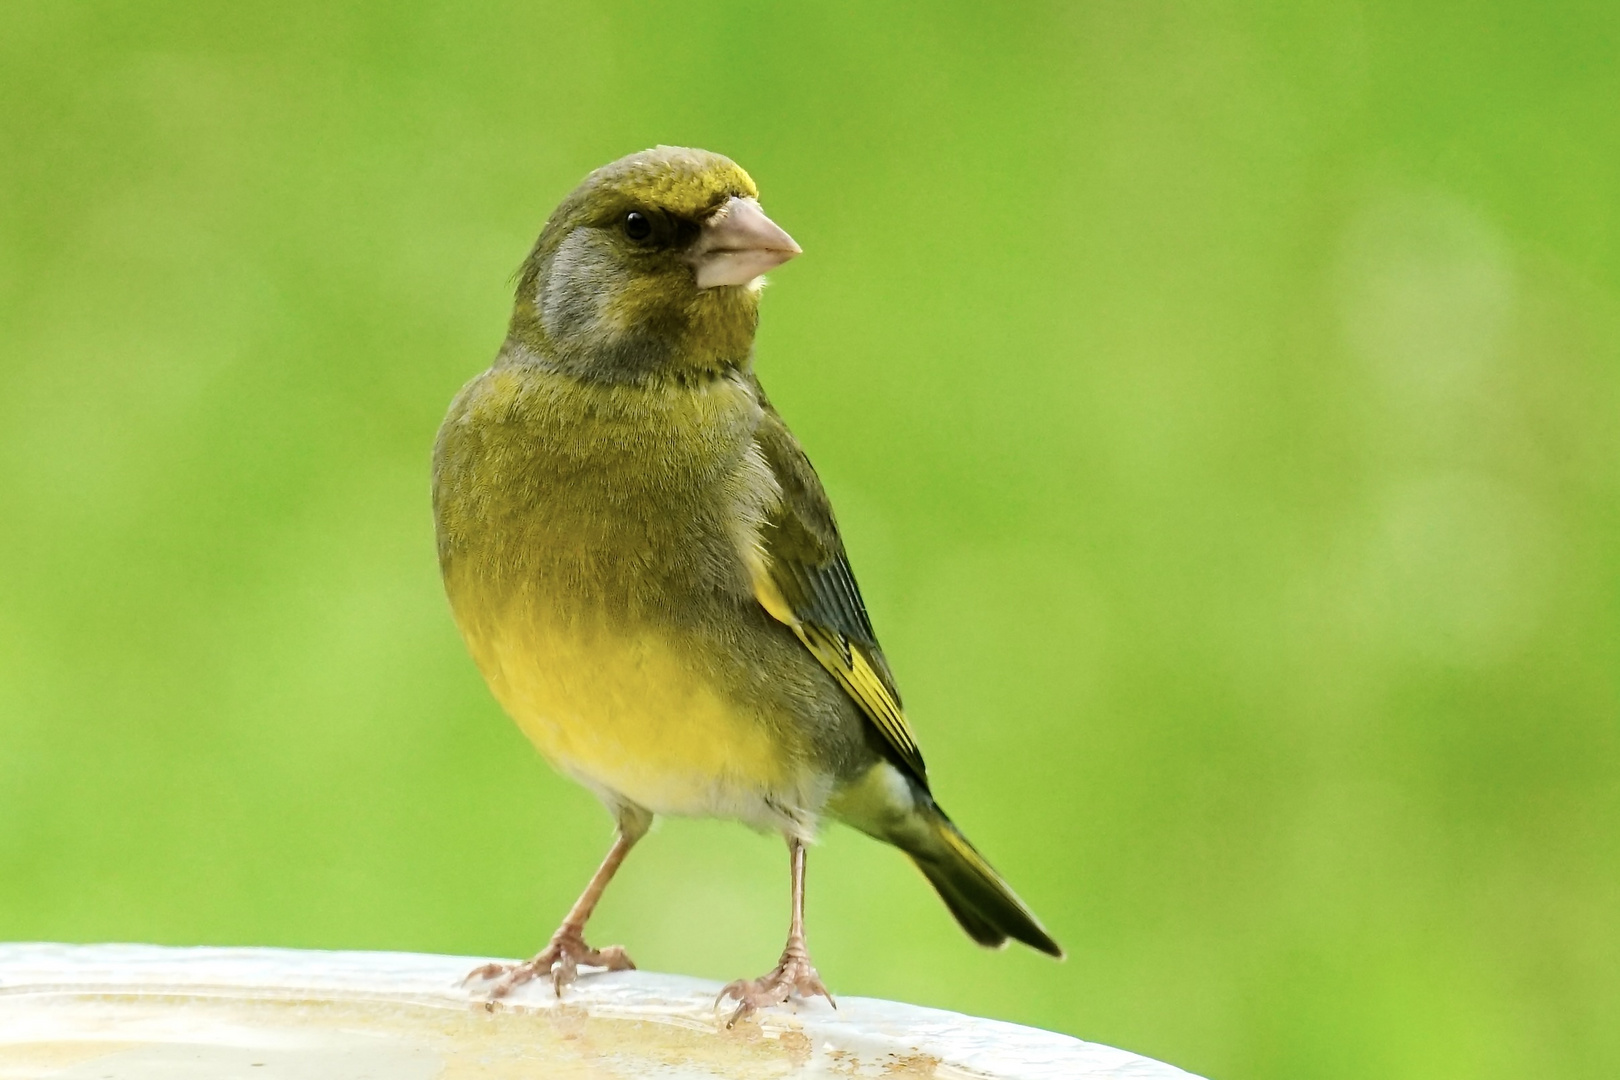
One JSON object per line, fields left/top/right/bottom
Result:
{"left": 2, "top": 1, "right": 1617, "bottom": 1077}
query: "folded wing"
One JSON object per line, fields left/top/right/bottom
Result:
{"left": 744, "top": 379, "right": 927, "bottom": 784}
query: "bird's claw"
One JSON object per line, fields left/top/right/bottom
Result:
{"left": 717, "top": 943, "right": 835, "bottom": 1027}
{"left": 463, "top": 927, "right": 635, "bottom": 1002}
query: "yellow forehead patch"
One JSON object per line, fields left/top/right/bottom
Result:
{"left": 583, "top": 145, "right": 758, "bottom": 220}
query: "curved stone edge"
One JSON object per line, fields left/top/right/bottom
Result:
{"left": 0, "top": 943, "right": 1204, "bottom": 1080}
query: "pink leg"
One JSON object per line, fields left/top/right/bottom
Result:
{"left": 465, "top": 829, "right": 640, "bottom": 999}
{"left": 718, "top": 836, "right": 836, "bottom": 1025}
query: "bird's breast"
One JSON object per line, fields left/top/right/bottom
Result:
{"left": 435, "top": 362, "right": 774, "bottom": 609}
{"left": 462, "top": 613, "right": 800, "bottom": 819}
{"left": 433, "top": 361, "right": 810, "bottom": 821}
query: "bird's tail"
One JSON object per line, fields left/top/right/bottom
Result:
{"left": 830, "top": 761, "right": 1062, "bottom": 957}
{"left": 835, "top": 764, "right": 1062, "bottom": 958}
{"left": 902, "top": 800, "right": 1064, "bottom": 957}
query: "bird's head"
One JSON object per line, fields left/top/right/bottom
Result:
{"left": 508, "top": 146, "right": 801, "bottom": 383}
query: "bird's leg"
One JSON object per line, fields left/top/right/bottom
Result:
{"left": 465, "top": 829, "right": 640, "bottom": 1000}
{"left": 719, "top": 836, "right": 836, "bottom": 1026}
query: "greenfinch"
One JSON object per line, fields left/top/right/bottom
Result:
{"left": 433, "top": 146, "right": 1060, "bottom": 1020}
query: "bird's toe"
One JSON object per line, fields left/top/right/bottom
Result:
{"left": 465, "top": 931, "right": 635, "bottom": 1003}
{"left": 718, "top": 947, "right": 834, "bottom": 1027}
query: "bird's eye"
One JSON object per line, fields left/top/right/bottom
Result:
{"left": 624, "top": 211, "right": 652, "bottom": 242}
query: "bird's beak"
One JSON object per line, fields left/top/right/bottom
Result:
{"left": 687, "top": 196, "right": 801, "bottom": 289}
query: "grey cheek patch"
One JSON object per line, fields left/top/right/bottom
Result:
{"left": 541, "top": 232, "right": 619, "bottom": 344}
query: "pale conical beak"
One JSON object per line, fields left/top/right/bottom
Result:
{"left": 686, "top": 196, "right": 801, "bottom": 289}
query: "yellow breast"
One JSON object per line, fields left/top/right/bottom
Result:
{"left": 464, "top": 616, "right": 791, "bottom": 819}
{"left": 435, "top": 362, "right": 813, "bottom": 825}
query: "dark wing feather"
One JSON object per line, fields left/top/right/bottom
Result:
{"left": 746, "top": 380, "right": 928, "bottom": 783}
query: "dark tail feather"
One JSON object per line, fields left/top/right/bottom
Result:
{"left": 922, "top": 864, "right": 1009, "bottom": 948}
{"left": 906, "top": 803, "right": 1064, "bottom": 958}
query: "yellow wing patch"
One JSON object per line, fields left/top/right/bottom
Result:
{"left": 798, "top": 625, "right": 925, "bottom": 779}
{"left": 749, "top": 563, "right": 927, "bottom": 779}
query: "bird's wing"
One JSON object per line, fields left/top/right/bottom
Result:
{"left": 745, "top": 381, "right": 928, "bottom": 783}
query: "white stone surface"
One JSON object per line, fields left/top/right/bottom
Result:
{"left": 0, "top": 943, "right": 1204, "bottom": 1079}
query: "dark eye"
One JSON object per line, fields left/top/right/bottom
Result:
{"left": 624, "top": 211, "right": 652, "bottom": 241}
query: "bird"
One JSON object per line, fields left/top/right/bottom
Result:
{"left": 432, "top": 146, "right": 1061, "bottom": 1022}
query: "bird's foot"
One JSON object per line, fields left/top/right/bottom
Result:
{"left": 463, "top": 926, "right": 635, "bottom": 1002}
{"left": 717, "top": 940, "right": 836, "bottom": 1027}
